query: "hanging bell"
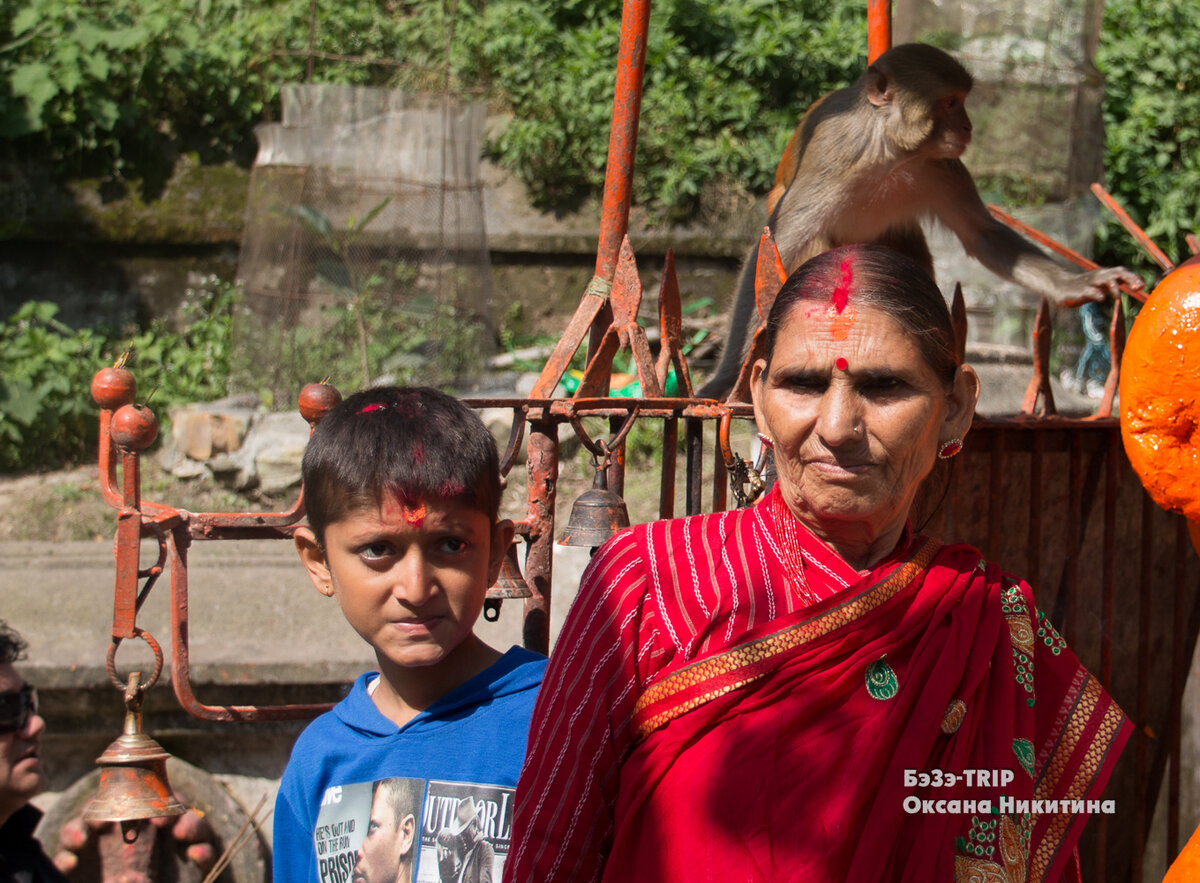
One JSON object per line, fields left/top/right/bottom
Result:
{"left": 486, "top": 542, "right": 533, "bottom": 601}
{"left": 558, "top": 465, "right": 630, "bottom": 548}
{"left": 84, "top": 677, "right": 185, "bottom": 826}
{"left": 483, "top": 542, "right": 534, "bottom": 622}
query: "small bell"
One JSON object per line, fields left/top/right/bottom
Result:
{"left": 486, "top": 542, "right": 533, "bottom": 600}
{"left": 84, "top": 674, "right": 185, "bottom": 829}
{"left": 483, "top": 542, "right": 533, "bottom": 622}
{"left": 558, "top": 465, "right": 630, "bottom": 548}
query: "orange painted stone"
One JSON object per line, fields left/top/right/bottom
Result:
{"left": 1164, "top": 818, "right": 1200, "bottom": 883}
{"left": 1120, "top": 255, "right": 1200, "bottom": 523}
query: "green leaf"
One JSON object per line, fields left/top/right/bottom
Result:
{"left": 10, "top": 62, "right": 59, "bottom": 117}
{"left": 11, "top": 6, "right": 41, "bottom": 37}
{"left": 0, "top": 379, "right": 40, "bottom": 427}
{"left": 286, "top": 204, "right": 334, "bottom": 243}
{"left": 352, "top": 197, "right": 392, "bottom": 233}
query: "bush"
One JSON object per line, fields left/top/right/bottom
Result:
{"left": 0, "top": 301, "right": 106, "bottom": 471}
{"left": 0, "top": 0, "right": 865, "bottom": 217}
{"left": 0, "top": 276, "right": 237, "bottom": 473}
{"left": 1096, "top": 0, "right": 1200, "bottom": 276}
{"left": 457, "top": 0, "right": 866, "bottom": 219}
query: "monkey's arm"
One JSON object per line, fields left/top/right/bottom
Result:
{"left": 935, "top": 161, "right": 1144, "bottom": 303}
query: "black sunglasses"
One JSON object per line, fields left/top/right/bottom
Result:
{"left": 0, "top": 684, "right": 37, "bottom": 735}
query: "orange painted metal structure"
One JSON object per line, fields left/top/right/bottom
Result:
{"left": 88, "top": 2, "right": 1200, "bottom": 879}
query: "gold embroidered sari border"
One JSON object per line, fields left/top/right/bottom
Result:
{"left": 630, "top": 536, "right": 942, "bottom": 742}
{"left": 1028, "top": 699, "right": 1128, "bottom": 881}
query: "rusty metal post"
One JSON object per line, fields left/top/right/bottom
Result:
{"left": 112, "top": 448, "right": 143, "bottom": 643}
{"left": 867, "top": 0, "right": 891, "bottom": 62}
{"left": 523, "top": 421, "right": 559, "bottom": 655}
{"left": 609, "top": 416, "right": 627, "bottom": 498}
{"left": 659, "top": 417, "right": 678, "bottom": 520}
{"left": 586, "top": 0, "right": 651, "bottom": 369}
{"left": 594, "top": 0, "right": 650, "bottom": 285}
{"left": 685, "top": 419, "right": 704, "bottom": 516}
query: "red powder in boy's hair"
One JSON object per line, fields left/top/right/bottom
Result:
{"left": 827, "top": 257, "right": 858, "bottom": 340}
{"left": 438, "top": 481, "right": 465, "bottom": 499}
{"left": 411, "top": 443, "right": 426, "bottom": 465}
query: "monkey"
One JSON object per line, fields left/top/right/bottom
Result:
{"left": 698, "top": 42, "right": 1143, "bottom": 399}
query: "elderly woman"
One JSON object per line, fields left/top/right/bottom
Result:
{"left": 505, "top": 245, "right": 1129, "bottom": 883}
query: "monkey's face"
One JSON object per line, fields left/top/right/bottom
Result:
{"left": 750, "top": 303, "right": 974, "bottom": 552}
{"left": 924, "top": 90, "right": 972, "bottom": 159}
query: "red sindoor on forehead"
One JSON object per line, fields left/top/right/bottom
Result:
{"left": 383, "top": 490, "right": 427, "bottom": 527}
{"left": 831, "top": 258, "right": 854, "bottom": 314}
{"left": 827, "top": 257, "right": 859, "bottom": 342}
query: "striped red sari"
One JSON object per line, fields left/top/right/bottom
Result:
{"left": 505, "top": 487, "right": 1129, "bottom": 883}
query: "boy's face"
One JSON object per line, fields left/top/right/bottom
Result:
{"left": 296, "top": 496, "right": 512, "bottom": 676}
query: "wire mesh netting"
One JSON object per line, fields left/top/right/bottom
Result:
{"left": 235, "top": 84, "right": 494, "bottom": 405}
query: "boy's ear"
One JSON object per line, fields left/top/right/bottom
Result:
{"left": 294, "top": 526, "right": 335, "bottom": 598}
{"left": 487, "top": 519, "right": 517, "bottom": 587}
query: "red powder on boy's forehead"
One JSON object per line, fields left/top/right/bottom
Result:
{"left": 383, "top": 490, "right": 427, "bottom": 527}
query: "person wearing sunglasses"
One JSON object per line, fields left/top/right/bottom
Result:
{"left": 0, "top": 620, "right": 66, "bottom": 883}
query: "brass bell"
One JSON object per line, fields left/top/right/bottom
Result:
{"left": 558, "top": 466, "right": 630, "bottom": 548}
{"left": 84, "top": 675, "right": 185, "bottom": 827}
{"left": 486, "top": 542, "right": 533, "bottom": 600}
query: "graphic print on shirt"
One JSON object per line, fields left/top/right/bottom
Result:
{"left": 312, "top": 779, "right": 515, "bottom": 883}
{"left": 417, "top": 780, "right": 515, "bottom": 883}
{"left": 314, "top": 778, "right": 426, "bottom": 883}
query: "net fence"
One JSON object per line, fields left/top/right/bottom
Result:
{"left": 235, "top": 84, "right": 493, "bottom": 405}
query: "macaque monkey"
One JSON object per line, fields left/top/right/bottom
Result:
{"left": 699, "top": 42, "right": 1143, "bottom": 398}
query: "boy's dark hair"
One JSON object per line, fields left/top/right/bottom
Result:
{"left": 0, "top": 621, "right": 27, "bottom": 665}
{"left": 302, "top": 386, "right": 501, "bottom": 542}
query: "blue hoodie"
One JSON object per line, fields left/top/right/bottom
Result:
{"left": 274, "top": 646, "right": 546, "bottom": 883}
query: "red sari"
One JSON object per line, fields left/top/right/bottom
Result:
{"left": 506, "top": 488, "right": 1129, "bottom": 883}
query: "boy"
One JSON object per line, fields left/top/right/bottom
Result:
{"left": 274, "top": 387, "right": 546, "bottom": 883}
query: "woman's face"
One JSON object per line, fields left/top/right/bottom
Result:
{"left": 751, "top": 300, "right": 977, "bottom": 547}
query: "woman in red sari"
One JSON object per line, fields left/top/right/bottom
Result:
{"left": 505, "top": 245, "right": 1129, "bottom": 883}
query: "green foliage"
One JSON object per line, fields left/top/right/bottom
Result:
{"left": 0, "top": 300, "right": 106, "bottom": 471}
{"left": 0, "top": 0, "right": 864, "bottom": 217}
{"left": 0, "top": 277, "right": 236, "bottom": 473}
{"left": 456, "top": 0, "right": 866, "bottom": 219}
{"left": 1096, "top": 0, "right": 1200, "bottom": 275}
{"left": 120, "top": 276, "right": 237, "bottom": 407}
{"left": 0, "top": 0, "right": 447, "bottom": 192}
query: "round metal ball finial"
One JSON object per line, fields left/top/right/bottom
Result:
{"left": 110, "top": 404, "right": 159, "bottom": 451}
{"left": 91, "top": 367, "right": 137, "bottom": 410}
{"left": 298, "top": 382, "right": 343, "bottom": 424}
